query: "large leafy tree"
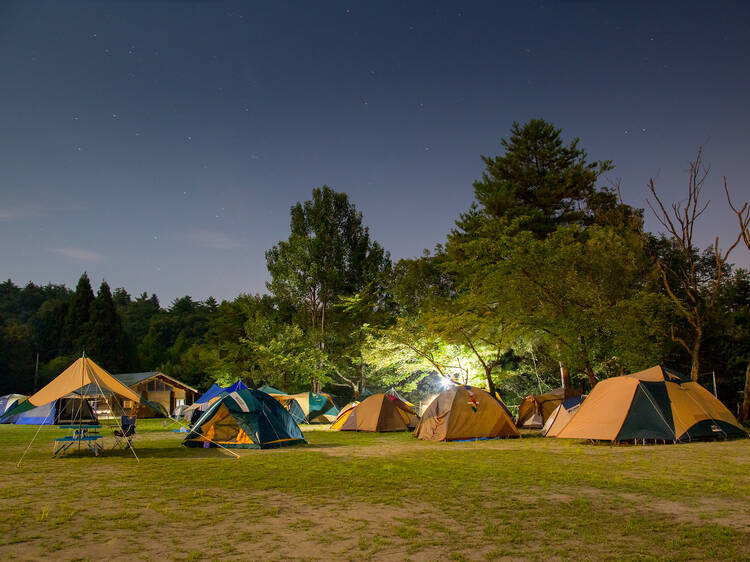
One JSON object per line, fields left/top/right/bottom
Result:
{"left": 266, "top": 185, "right": 391, "bottom": 390}
{"left": 446, "top": 119, "right": 661, "bottom": 388}
{"left": 503, "top": 223, "right": 668, "bottom": 385}
{"left": 0, "top": 320, "right": 33, "bottom": 394}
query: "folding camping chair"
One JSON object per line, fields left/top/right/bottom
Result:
{"left": 113, "top": 415, "right": 136, "bottom": 449}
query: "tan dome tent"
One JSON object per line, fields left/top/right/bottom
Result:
{"left": 541, "top": 395, "right": 585, "bottom": 437}
{"left": 414, "top": 385, "right": 520, "bottom": 441}
{"left": 384, "top": 387, "right": 414, "bottom": 408}
{"left": 330, "top": 401, "right": 359, "bottom": 430}
{"left": 516, "top": 388, "right": 565, "bottom": 429}
{"left": 334, "top": 393, "right": 418, "bottom": 432}
{"left": 556, "top": 366, "right": 747, "bottom": 443}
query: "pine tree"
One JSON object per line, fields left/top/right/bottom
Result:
{"left": 468, "top": 118, "right": 612, "bottom": 237}
{"left": 61, "top": 273, "right": 95, "bottom": 354}
{"left": 86, "top": 281, "right": 131, "bottom": 371}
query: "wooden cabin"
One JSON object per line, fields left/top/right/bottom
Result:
{"left": 85, "top": 372, "right": 198, "bottom": 418}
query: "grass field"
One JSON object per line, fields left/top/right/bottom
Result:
{"left": 1, "top": 421, "right": 748, "bottom": 561}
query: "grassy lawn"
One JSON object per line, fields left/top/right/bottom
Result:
{"left": 0, "top": 420, "right": 748, "bottom": 561}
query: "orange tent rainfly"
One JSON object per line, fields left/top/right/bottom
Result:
{"left": 414, "top": 385, "right": 519, "bottom": 441}
{"left": 556, "top": 366, "right": 747, "bottom": 443}
{"left": 333, "top": 393, "right": 419, "bottom": 432}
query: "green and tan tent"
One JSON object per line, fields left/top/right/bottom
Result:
{"left": 0, "top": 356, "right": 162, "bottom": 423}
{"left": 516, "top": 388, "right": 566, "bottom": 429}
{"left": 414, "top": 385, "right": 520, "bottom": 441}
{"left": 257, "top": 384, "right": 286, "bottom": 395}
{"left": 289, "top": 391, "right": 339, "bottom": 423}
{"left": 269, "top": 395, "right": 307, "bottom": 425}
{"left": 334, "top": 393, "right": 418, "bottom": 432}
{"left": 0, "top": 394, "right": 27, "bottom": 423}
{"left": 556, "top": 366, "right": 747, "bottom": 443}
{"left": 184, "top": 388, "right": 306, "bottom": 449}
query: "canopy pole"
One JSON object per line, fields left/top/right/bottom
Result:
{"left": 173, "top": 415, "right": 241, "bottom": 458}
{"left": 79, "top": 352, "right": 85, "bottom": 452}
{"left": 171, "top": 401, "right": 240, "bottom": 458}
{"left": 90, "top": 371, "right": 139, "bottom": 462}
{"left": 16, "top": 406, "right": 54, "bottom": 468}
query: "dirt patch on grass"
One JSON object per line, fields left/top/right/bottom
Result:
{"left": 620, "top": 493, "right": 750, "bottom": 531}
{"left": 2, "top": 427, "right": 749, "bottom": 560}
{"left": 1, "top": 492, "right": 469, "bottom": 561}
{"left": 539, "top": 487, "right": 750, "bottom": 531}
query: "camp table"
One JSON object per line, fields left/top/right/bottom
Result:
{"left": 53, "top": 425, "right": 103, "bottom": 457}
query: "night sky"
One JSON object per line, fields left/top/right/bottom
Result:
{"left": 1, "top": 1, "right": 749, "bottom": 304}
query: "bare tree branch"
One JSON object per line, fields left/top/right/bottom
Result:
{"left": 648, "top": 148, "right": 737, "bottom": 381}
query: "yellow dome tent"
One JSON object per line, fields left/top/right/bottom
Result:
{"left": 414, "top": 385, "right": 519, "bottom": 441}
{"left": 333, "top": 393, "right": 418, "bottom": 432}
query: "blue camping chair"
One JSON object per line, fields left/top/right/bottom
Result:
{"left": 113, "top": 416, "right": 136, "bottom": 449}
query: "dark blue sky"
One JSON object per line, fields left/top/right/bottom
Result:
{"left": 1, "top": 1, "right": 749, "bottom": 303}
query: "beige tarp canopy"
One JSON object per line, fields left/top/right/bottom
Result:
{"left": 1, "top": 356, "right": 144, "bottom": 422}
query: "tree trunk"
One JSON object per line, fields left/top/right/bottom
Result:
{"left": 559, "top": 363, "right": 573, "bottom": 397}
{"left": 690, "top": 336, "right": 701, "bottom": 382}
{"left": 313, "top": 300, "right": 326, "bottom": 394}
{"left": 583, "top": 362, "right": 598, "bottom": 390}
{"left": 321, "top": 299, "right": 326, "bottom": 336}
{"left": 741, "top": 359, "right": 750, "bottom": 422}
{"left": 484, "top": 367, "right": 496, "bottom": 397}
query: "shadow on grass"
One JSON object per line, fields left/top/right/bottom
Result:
{"left": 301, "top": 442, "right": 343, "bottom": 449}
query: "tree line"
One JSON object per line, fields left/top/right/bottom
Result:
{"left": 2, "top": 119, "right": 749, "bottom": 417}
